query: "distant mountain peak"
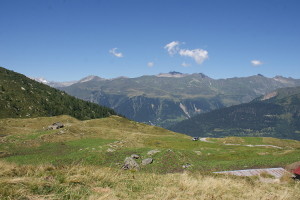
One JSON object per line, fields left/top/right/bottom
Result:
{"left": 197, "top": 73, "right": 208, "bottom": 78}
{"left": 31, "top": 77, "right": 76, "bottom": 87}
{"left": 32, "top": 77, "right": 49, "bottom": 84}
{"left": 169, "top": 71, "right": 183, "bottom": 75}
{"left": 111, "top": 76, "right": 129, "bottom": 80}
{"left": 156, "top": 71, "right": 188, "bottom": 78}
{"left": 79, "top": 75, "right": 104, "bottom": 83}
{"left": 273, "top": 75, "right": 292, "bottom": 84}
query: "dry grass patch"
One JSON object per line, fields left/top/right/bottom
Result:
{"left": 0, "top": 160, "right": 300, "bottom": 200}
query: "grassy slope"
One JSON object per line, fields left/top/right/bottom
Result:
{"left": 1, "top": 115, "right": 300, "bottom": 172}
{"left": 0, "top": 67, "right": 116, "bottom": 119}
{"left": 1, "top": 115, "right": 300, "bottom": 199}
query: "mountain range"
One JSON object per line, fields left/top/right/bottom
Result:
{"left": 169, "top": 86, "right": 300, "bottom": 140}
{"left": 54, "top": 72, "right": 300, "bottom": 127}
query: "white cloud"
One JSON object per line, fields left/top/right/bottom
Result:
{"left": 164, "top": 41, "right": 180, "bottom": 55}
{"left": 179, "top": 49, "right": 208, "bottom": 64}
{"left": 109, "top": 48, "right": 123, "bottom": 58}
{"left": 181, "top": 62, "right": 190, "bottom": 67}
{"left": 147, "top": 62, "right": 154, "bottom": 67}
{"left": 251, "top": 60, "right": 263, "bottom": 66}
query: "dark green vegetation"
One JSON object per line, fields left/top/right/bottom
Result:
{"left": 59, "top": 72, "right": 300, "bottom": 127}
{"left": 0, "top": 67, "right": 116, "bottom": 120}
{"left": 1, "top": 115, "right": 300, "bottom": 173}
{"left": 170, "top": 87, "right": 300, "bottom": 140}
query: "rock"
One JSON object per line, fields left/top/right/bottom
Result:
{"left": 182, "top": 163, "right": 192, "bottom": 169}
{"left": 131, "top": 154, "right": 140, "bottom": 159}
{"left": 122, "top": 157, "right": 140, "bottom": 170}
{"left": 194, "top": 151, "right": 202, "bottom": 155}
{"left": 142, "top": 158, "right": 153, "bottom": 165}
{"left": 47, "top": 122, "right": 64, "bottom": 130}
{"left": 106, "top": 148, "right": 115, "bottom": 152}
{"left": 147, "top": 150, "right": 160, "bottom": 156}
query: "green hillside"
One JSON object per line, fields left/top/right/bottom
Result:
{"left": 0, "top": 67, "right": 116, "bottom": 120}
{"left": 169, "top": 87, "right": 300, "bottom": 140}
{"left": 1, "top": 115, "right": 300, "bottom": 199}
{"left": 60, "top": 72, "right": 300, "bottom": 127}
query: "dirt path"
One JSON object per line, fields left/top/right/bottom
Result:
{"left": 199, "top": 138, "right": 283, "bottom": 149}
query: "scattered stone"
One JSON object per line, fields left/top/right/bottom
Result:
{"left": 122, "top": 157, "right": 140, "bottom": 170}
{"left": 194, "top": 151, "right": 202, "bottom": 155}
{"left": 142, "top": 158, "right": 153, "bottom": 165}
{"left": 182, "top": 163, "right": 192, "bottom": 169}
{"left": 131, "top": 154, "right": 140, "bottom": 159}
{"left": 106, "top": 148, "right": 115, "bottom": 152}
{"left": 47, "top": 122, "right": 64, "bottom": 130}
{"left": 192, "top": 137, "right": 199, "bottom": 141}
{"left": 147, "top": 150, "right": 160, "bottom": 156}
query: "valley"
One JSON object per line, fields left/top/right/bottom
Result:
{"left": 2, "top": 0, "right": 300, "bottom": 199}
{"left": 170, "top": 86, "right": 300, "bottom": 140}
{"left": 1, "top": 67, "right": 300, "bottom": 199}
{"left": 57, "top": 72, "right": 300, "bottom": 127}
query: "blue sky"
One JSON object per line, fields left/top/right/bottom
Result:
{"left": 1, "top": 0, "right": 300, "bottom": 81}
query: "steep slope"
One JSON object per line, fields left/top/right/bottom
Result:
{"left": 60, "top": 72, "right": 300, "bottom": 127}
{"left": 169, "top": 86, "right": 300, "bottom": 140}
{"left": 0, "top": 67, "right": 116, "bottom": 119}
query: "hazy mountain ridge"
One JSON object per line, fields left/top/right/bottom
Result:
{"left": 0, "top": 67, "right": 116, "bottom": 120}
{"left": 58, "top": 72, "right": 300, "bottom": 127}
{"left": 169, "top": 86, "right": 300, "bottom": 140}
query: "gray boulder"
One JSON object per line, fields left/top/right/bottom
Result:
{"left": 147, "top": 150, "right": 160, "bottom": 156}
{"left": 131, "top": 154, "right": 140, "bottom": 159}
{"left": 142, "top": 158, "right": 153, "bottom": 165}
{"left": 122, "top": 157, "right": 140, "bottom": 170}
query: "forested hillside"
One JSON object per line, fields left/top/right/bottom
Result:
{"left": 169, "top": 87, "right": 300, "bottom": 140}
{"left": 0, "top": 67, "right": 116, "bottom": 119}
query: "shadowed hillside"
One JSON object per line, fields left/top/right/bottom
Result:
{"left": 169, "top": 87, "right": 300, "bottom": 140}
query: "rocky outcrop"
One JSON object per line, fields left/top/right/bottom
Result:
{"left": 131, "top": 154, "right": 140, "bottom": 159}
{"left": 47, "top": 122, "right": 64, "bottom": 130}
{"left": 122, "top": 157, "right": 140, "bottom": 170}
{"left": 142, "top": 158, "right": 153, "bottom": 165}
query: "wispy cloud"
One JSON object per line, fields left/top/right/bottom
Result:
{"left": 179, "top": 49, "right": 208, "bottom": 64}
{"left": 164, "top": 41, "right": 180, "bottom": 55}
{"left": 164, "top": 41, "right": 208, "bottom": 64}
{"left": 147, "top": 62, "right": 154, "bottom": 67}
{"left": 251, "top": 60, "right": 263, "bottom": 66}
{"left": 109, "top": 48, "right": 123, "bottom": 58}
{"left": 181, "top": 62, "right": 190, "bottom": 67}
